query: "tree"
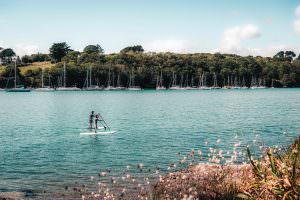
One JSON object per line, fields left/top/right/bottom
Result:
{"left": 285, "top": 51, "right": 296, "bottom": 62}
{"left": 274, "top": 51, "right": 296, "bottom": 62}
{"left": 274, "top": 51, "right": 284, "bottom": 59}
{"left": 21, "top": 55, "right": 33, "bottom": 64}
{"left": 83, "top": 44, "right": 104, "bottom": 54}
{"left": 0, "top": 48, "right": 16, "bottom": 64}
{"left": 120, "top": 45, "right": 144, "bottom": 53}
{"left": 49, "top": 42, "right": 72, "bottom": 62}
{"left": 31, "top": 53, "right": 51, "bottom": 62}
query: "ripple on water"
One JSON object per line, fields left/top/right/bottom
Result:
{"left": 0, "top": 89, "right": 299, "bottom": 192}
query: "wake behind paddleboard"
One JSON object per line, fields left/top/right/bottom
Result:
{"left": 80, "top": 130, "right": 116, "bottom": 136}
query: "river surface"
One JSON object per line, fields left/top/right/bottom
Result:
{"left": 0, "top": 89, "right": 299, "bottom": 193}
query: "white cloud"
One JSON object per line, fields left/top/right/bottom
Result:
{"left": 144, "top": 39, "right": 193, "bottom": 53}
{"left": 214, "top": 24, "right": 261, "bottom": 56}
{"left": 212, "top": 44, "right": 300, "bottom": 57}
{"left": 251, "top": 45, "right": 300, "bottom": 57}
{"left": 296, "top": 5, "right": 300, "bottom": 17}
{"left": 294, "top": 19, "right": 300, "bottom": 35}
{"left": 15, "top": 44, "right": 39, "bottom": 56}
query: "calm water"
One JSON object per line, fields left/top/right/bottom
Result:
{"left": 0, "top": 89, "right": 299, "bottom": 193}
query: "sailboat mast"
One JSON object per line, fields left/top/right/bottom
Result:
{"left": 41, "top": 68, "right": 44, "bottom": 88}
{"left": 63, "top": 62, "right": 66, "bottom": 87}
{"left": 86, "top": 69, "right": 89, "bottom": 88}
{"left": 14, "top": 60, "right": 17, "bottom": 88}
{"left": 117, "top": 73, "right": 120, "bottom": 87}
{"left": 160, "top": 71, "right": 163, "bottom": 87}
{"left": 172, "top": 72, "right": 175, "bottom": 86}
{"left": 89, "top": 66, "right": 92, "bottom": 87}
{"left": 108, "top": 67, "right": 111, "bottom": 87}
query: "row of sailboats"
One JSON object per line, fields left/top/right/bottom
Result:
{"left": 103, "top": 67, "right": 127, "bottom": 90}
{"left": 159, "top": 72, "right": 268, "bottom": 90}
{"left": 167, "top": 72, "right": 217, "bottom": 90}
{"left": 56, "top": 62, "right": 81, "bottom": 91}
{"left": 2, "top": 61, "right": 268, "bottom": 91}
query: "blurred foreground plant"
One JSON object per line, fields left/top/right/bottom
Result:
{"left": 238, "top": 137, "right": 300, "bottom": 200}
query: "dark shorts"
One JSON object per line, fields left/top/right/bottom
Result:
{"left": 89, "top": 120, "right": 93, "bottom": 123}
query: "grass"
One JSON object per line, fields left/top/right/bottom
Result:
{"left": 0, "top": 66, "right": 5, "bottom": 74}
{"left": 19, "top": 61, "right": 54, "bottom": 75}
{"left": 0, "top": 61, "right": 54, "bottom": 75}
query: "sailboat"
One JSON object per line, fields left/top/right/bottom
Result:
{"left": 241, "top": 76, "right": 248, "bottom": 89}
{"left": 34, "top": 68, "right": 55, "bottom": 91}
{"left": 56, "top": 62, "right": 80, "bottom": 91}
{"left": 105, "top": 67, "right": 120, "bottom": 90}
{"left": 197, "top": 73, "right": 210, "bottom": 90}
{"left": 6, "top": 61, "right": 30, "bottom": 92}
{"left": 186, "top": 75, "right": 197, "bottom": 90}
{"left": 115, "top": 73, "right": 126, "bottom": 90}
{"left": 84, "top": 66, "right": 103, "bottom": 91}
{"left": 257, "top": 78, "right": 267, "bottom": 89}
{"left": 169, "top": 72, "right": 181, "bottom": 90}
{"left": 210, "top": 73, "right": 221, "bottom": 89}
{"left": 271, "top": 79, "right": 274, "bottom": 88}
{"left": 127, "top": 69, "right": 141, "bottom": 90}
{"left": 223, "top": 75, "right": 231, "bottom": 89}
{"left": 156, "top": 71, "right": 166, "bottom": 90}
{"left": 232, "top": 76, "right": 241, "bottom": 89}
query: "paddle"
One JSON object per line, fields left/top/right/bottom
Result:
{"left": 98, "top": 113, "right": 110, "bottom": 131}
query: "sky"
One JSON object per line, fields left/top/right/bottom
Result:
{"left": 1, "top": 0, "right": 300, "bottom": 57}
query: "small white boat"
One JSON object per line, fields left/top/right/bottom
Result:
{"left": 169, "top": 86, "right": 181, "bottom": 90}
{"left": 156, "top": 86, "right": 166, "bottom": 90}
{"left": 127, "top": 86, "right": 142, "bottom": 90}
{"left": 34, "top": 87, "right": 55, "bottom": 92}
{"left": 197, "top": 86, "right": 211, "bottom": 90}
{"left": 56, "top": 87, "right": 81, "bottom": 91}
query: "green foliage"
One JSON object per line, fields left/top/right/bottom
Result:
{"left": 120, "top": 45, "right": 144, "bottom": 53}
{"left": 83, "top": 44, "right": 104, "bottom": 54}
{"left": 273, "top": 51, "right": 296, "bottom": 62}
{"left": 49, "top": 42, "right": 72, "bottom": 62}
{"left": 0, "top": 63, "right": 24, "bottom": 88}
{"left": 0, "top": 48, "right": 16, "bottom": 64}
{"left": 244, "top": 138, "right": 300, "bottom": 199}
{"left": 2, "top": 44, "right": 300, "bottom": 88}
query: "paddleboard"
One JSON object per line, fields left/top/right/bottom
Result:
{"left": 88, "top": 126, "right": 105, "bottom": 130}
{"left": 80, "top": 130, "right": 116, "bottom": 136}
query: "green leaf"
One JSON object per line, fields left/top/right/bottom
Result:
{"left": 236, "top": 193, "right": 252, "bottom": 199}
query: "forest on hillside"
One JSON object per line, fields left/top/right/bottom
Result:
{"left": 1, "top": 43, "right": 300, "bottom": 88}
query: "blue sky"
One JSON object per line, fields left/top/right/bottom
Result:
{"left": 1, "top": 0, "right": 300, "bottom": 56}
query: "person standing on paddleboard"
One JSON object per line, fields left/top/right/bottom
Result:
{"left": 89, "top": 111, "right": 95, "bottom": 129}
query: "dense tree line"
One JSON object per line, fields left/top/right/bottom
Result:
{"left": 1, "top": 43, "right": 300, "bottom": 88}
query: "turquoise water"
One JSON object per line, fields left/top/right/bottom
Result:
{"left": 0, "top": 89, "right": 299, "bottom": 193}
